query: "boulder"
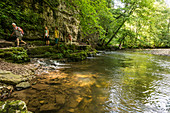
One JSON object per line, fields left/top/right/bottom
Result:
{"left": 16, "top": 82, "right": 31, "bottom": 90}
{"left": 0, "top": 70, "right": 25, "bottom": 85}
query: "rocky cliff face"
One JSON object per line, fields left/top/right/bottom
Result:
{"left": 3, "top": 0, "right": 80, "bottom": 41}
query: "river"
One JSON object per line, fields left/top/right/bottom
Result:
{"left": 10, "top": 50, "right": 170, "bottom": 113}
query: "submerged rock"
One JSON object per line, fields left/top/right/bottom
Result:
{"left": 32, "top": 84, "right": 49, "bottom": 91}
{"left": 0, "top": 100, "right": 32, "bottom": 113}
{"left": 68, "top": 109, "right": 75, "bottom": 112}
{"left": 55, "top": 94, "right": 66, "bottom": 105}
{"left": 39, "top": 103, "right": 60, "bottom": 112}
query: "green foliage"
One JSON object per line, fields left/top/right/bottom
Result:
{"left": 44, "top": 52, "right": 51, "bottom": 57}
{"left": 65, "top": 0, "right": 111, "bottom": 38}
{"left": 0, "top": 0, "right": 43, "bottom": 38}
{"left": 102, "top": 0, "right": 170, "bottom": 48}
{"left": 0, "top": 47, "right": 30, "bottom": 63}
{"left": 65, "top": 0, "right": 169, "bottom": 48}
{"left": 0, "top": 100, "right": 30, "bottom": 113}
{"left": 10, "top": 47, "right": 30, "bottom": 63}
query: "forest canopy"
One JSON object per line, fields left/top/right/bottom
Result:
{"left": 65, "top": 0, "right": 170, "bottom": 48}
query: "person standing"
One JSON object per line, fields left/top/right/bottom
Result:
{"left": 44, "top": 26, "right": 50, "bottom": 46}
{"left": 68, "top": 34, "right": 72, "bottom": 45}
{"left": 10, "top": 23, "right": 27, "bottom": 47}
{"left": 54, "top": 27, "right": 59, "bottom": 45}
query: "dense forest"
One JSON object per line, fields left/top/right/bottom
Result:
{"left": 0, "top": 0, "right": 169, "bottom": 48}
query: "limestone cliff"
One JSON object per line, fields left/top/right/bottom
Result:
{"left": 23, "top": 0, "right": 80, "bottom": 41}
{"left": 0, "top": 0, "right": 80, "bottom": 41}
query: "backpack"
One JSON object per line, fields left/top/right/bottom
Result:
{"left": 16, "top": 26, "right": 24, "bottom": 35}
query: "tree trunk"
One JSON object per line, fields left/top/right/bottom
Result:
{"left": 105, "top": 3, "right": 136, "bottom": 46}
{"left": 105, "top": 19, "right": 126, "bottom": 46}
{"left": 119, "top": 34, "right": 126, "bottom": 49}
{"left": 168, "top": 18, "right": 170, "bottom": 33}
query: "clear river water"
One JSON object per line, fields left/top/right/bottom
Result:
{"left": 11, "top": 50, "right": 170, "bottom": 113}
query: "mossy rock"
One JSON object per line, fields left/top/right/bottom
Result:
{"left": 68, "top": 51, "right": 88, "bottom": 61}
{"left": 28, "top": 44, "right": 97, "bottom": 61}
{"left": 28, "top": 46, "right": 57, "bottom": 55}
{"left": 0, "top": 100, "right": 32, "bottom": 113}
{"left": 27, "top": 40, "right": 45, "bottom": 46}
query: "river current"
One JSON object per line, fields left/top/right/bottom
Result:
{"left": 11, "top": 50, "right": 170, "bottom": 113}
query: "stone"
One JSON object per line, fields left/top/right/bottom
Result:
{"left": 39, "top": 100, "right": 45, "bottom": 104}
{"left": 48, "top": 81, "right": 61, "bottom": 85}
{"left": 29, "top": 100, "right": 40, "bottom": 107}
{"left": 55, "top": 94, "right": 66, "bottom": 105}
{"left": 76, "top": 95, "right": 83, "bottom": 103}
{"left": 32, "top": 84, "right": 49, "bottom": 91}
{"left": 68, "top": 109, "right": 75, "bottom": 112}
{"left": 0, "top": 85, "right": 14, "bottom": 100}
{"left": 16, "top": 82, "right": 31, "bottom": 90}
{"left": 40, "top": 104, "right": 60, "bottom": 112}
{"left": 0, "top": 70, "right": 24, "bottom": 85}
{"left": 68, "top": 96, "right": 80, "bottom": 108}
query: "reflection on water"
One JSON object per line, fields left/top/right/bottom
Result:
{"left": 10, "top": 51, "right": 170, "bottom": 113}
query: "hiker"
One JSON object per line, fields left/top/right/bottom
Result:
{"left": 10, "top": 23, "right": 27, "bottom": 47}
{"left": 67, "top": 34, "right": 72, "bottom": 45}
{"left": 44, "top": 26, "right": 50, "bottom": 46}
{"left": 54, "top": 27, "right": 59, "bottom": 45}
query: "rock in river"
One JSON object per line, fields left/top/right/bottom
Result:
{"left": 16, "top": 82, "right": 31, "bottom": 91}
{"left": 55, "top": 94, "right": 66, "bottom": 105}
{"left": 40, "top": 103, "right": 60, "bottom": 112}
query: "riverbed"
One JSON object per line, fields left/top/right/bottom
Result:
{"left": 9, "top": 50, "right": 170, "bottom": 113}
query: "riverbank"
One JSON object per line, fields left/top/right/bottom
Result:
{"left": 0, "top": 43, "right": 97, "bottom": 102}
{"left": 0, "top": 57, "right": 99, "bottom": 112}
{"left": 142, "top": 48, "right": 170, "bottom": 56}
{"left": 119, "top": 48, "right": 170, "bottom": 56}
{"left": 0, "top": 59, "right": 35, "bottom": 100}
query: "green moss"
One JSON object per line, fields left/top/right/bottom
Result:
{"left": 28, "top": 46, "right": 52, "bottom": 55}
{"left": 68, "top": 50, "right": 88, "bottom": 61}
{"left": 0, "top": 100, "right": 32, "bottom": 113}
{"left": 4, "top": 52, "right": 13, "bottom": 57}
{"left": 0, "top": 53, "right": 4, "bottom": 57}
{"left": 51, "top": 53, "right": 64, "bottom": 59}
{"left": 28, "top": 44, "right": 97, "bottom": 61}
{"left": 27, "top": 40, "right": 45, "bottom": 46}
{"left": 0, "top": 49, "right": 4, "bottom": 53}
